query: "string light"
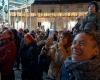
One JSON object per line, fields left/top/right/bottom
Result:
{"left": 10, "top": 12, "right": 86, "bottom": 17}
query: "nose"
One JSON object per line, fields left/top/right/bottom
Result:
{"left": 71, "top": 42, "right": 80, "bottom": 50}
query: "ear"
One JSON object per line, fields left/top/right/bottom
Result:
{"left": 93, "top": 46, "right": 99, "bottom": 55}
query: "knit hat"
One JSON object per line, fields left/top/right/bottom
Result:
{"left": 25, "top": 33, "right": 34, "bottom": 41}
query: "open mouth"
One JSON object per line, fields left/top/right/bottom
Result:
{"left": 72, "top": 49, "right": 82, "bottom": 56}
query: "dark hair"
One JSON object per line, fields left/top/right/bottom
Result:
{"left": 78, "top": 31, "right": 99, "bottom": 48}
{"left": 24, "top": 29, "right": 29, "bottom": 34}
{"left": 10, "top": 29, "right": 18, "bottom": 40}
{"left": 62, "top": 31, "right": 72, "bottom": 47}
{"left": 88, "top": 1, "right": 99, "bottom": 12}
{"left": 4, "top": 29, "right": 14, "bottom": 40}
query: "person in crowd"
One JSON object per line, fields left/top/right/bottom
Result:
{"left": 38, "top": 37, "right": 53, "bottom": 80}
{"left": 53, "top": 31, "right": 58, "bottom": 42}
{"left": 30, "top": 30, "right": 36, "bottom": 39}
{"left": 10, "top": 29, "right": 21, "bottom": 70}
{"left": 37, "top": 32, "right": 46, "bottom": 55}
{"left": 47, "top": 31, "right": 72, "bottom": 80}
{"left": 79, "top": 1, "right": 100, "bottom": 50}
{"left": 23, "top": 29, "right": 29, "bottom": 36}
{"left": 60, "top": 31, "right": 100, "bottom": 80}
{"left": 45, "top": 28, "right": 50, "bottom": 39}
{"left": 18, "top": 28, "right": 24, "bottom": 39}
{"left": 19, "top": 33, "right": 39, "bottom": 80}
{"left": 0, "top": 29, "right": 16, "bottom": 80}
{"left": 36, "top": 32, "right": 45, "bottom": 43}
{"left": 79, "top": 1, "right": 100, "bottom": 31}
{"left": 72, "top": 16, "right": 81, "bottom": 37}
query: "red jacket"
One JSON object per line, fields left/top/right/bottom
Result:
{"left": 0, "top": 41, "right": 16, "bottom": 75}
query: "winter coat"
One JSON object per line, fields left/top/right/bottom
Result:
{"left": 38, "top": 46, "right": 51, "bottom": 73}
{"left": 79, "top": 12, "right": 100, "bottom": 31}
{"left": 60, "top": 55, "right": 100, "bottom": 80}
{"left": 48, "top": 44, "right": 71, "bottom": 80}
{"left": 38, "top": 46, "right": 51, "bottom": 80}
{"left": 0, "top": 41, "right": 16, "bottom": 76}
{"left": 20, "top": 41, "right": 39, "bottom": 75}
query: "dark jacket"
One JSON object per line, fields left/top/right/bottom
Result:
{"left": 20, "top": 41, "right": 38, "bottom": 71}
{"left": 72, "top": 23, "right": 81, "bottom": 37}
{"left": 38, "top": 46, "right": 51, "bottom": 80}
{"left": 19, "top": 40, "right": 39, "bottom": 80}
{"left": 79, "top": 12, "right": 100, "bottom": 31}
{"left": 38, "top": 46, "right": 51, "bottom": 73}
{"left": 60, "top": 55, "right": 100, "bottom": 80}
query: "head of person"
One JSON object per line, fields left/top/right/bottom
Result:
{"left": 88, "top": 1, "right": 99, "bottom": 13}
{"left": 54, "top": 31, "right": 58, "bottom": 36}
{"left": 18, "top": 28, "right": 23, "bottom": 33}
{"left": 45, "top": 37, "right": 53, "bottom": 47}
{"left": 10, "top": 29, "right": 18, "bottom": 40}
{"left": 2, "top": 27, "right": 8, "bottom": 32}
{"left": 1, "top": 29, "right": 14, "bottom": 41}
{"left": 60, "top": 31, "right": 72, "bottom": 48}
{"left": 24, "top": 33, "right": 34, "bottom": 45}
{"left": 71, "top": 32, "right": 99, "bottom": 62}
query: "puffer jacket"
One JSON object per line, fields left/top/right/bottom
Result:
{"left": 60, "top": 55, "right": 100, "bottom": 80}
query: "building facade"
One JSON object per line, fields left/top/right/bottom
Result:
{"left": 10, "top": 2, "right": 100, "bottom": 31}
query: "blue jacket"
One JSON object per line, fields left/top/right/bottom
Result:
{"left": 60, "top": 56, "right": 100, "bottom": 80}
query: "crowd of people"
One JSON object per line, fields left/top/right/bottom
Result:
{"left": 0, "top": 1, "right": 100, "bottom": 80}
